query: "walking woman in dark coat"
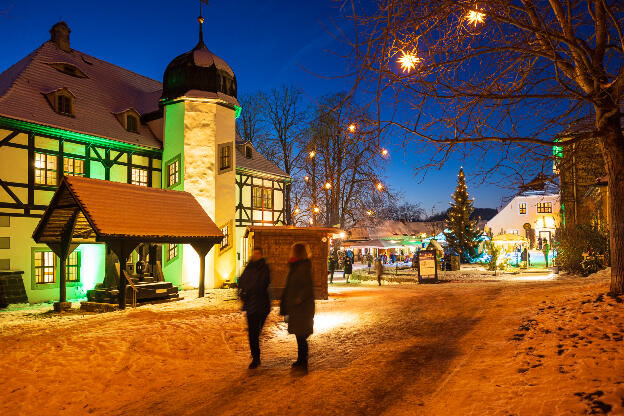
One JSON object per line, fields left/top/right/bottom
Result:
{"left": 280, "top": 243, "right": 315, "bottom": 371}
{"left": 238, "top": 247, "right": 271, "bottom": 369}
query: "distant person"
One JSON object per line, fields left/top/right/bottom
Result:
{"left": 238, "top": 247, "right": 271, "bottom": 369}
{"left": 280, "top": 243, "right": 315, "bottom": 372}
{"left": 543, "top": 242, "right": 550, "bottom": 267}
{"left": 328, "top": 254, "right": 336, "bottom": 284}
{"left": 375, "top": 257, "right": 384, "bottom": 286}
{"left": 344, "top": 256, "right": 353, "bottom": 283}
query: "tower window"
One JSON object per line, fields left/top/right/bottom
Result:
{"left": 126, "top": 114, "right": 138, "bottom": 133}
{"left": 218, "top": 143, "right": 233, "bottom": 172}
{"left": 220, "top": 224, "right": 230, "bottom": 249}
{"left": 166, "top": 157, "right": 180, "bottom": 188}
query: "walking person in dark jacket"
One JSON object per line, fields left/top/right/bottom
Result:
{"left": 280, "top": 243, "right": 315, "bottom": 372}
{"left": 328, "top": 254, "right": 336, "bottom": 284}
{"left": 238, "top": 247, "right": 271, "bottom": 369}
{"left": 344, "top": 256, "right": 353, "bottom": 283}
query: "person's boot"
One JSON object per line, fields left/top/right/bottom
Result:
{"left": 248, "top": 357, "right": 260, "bottom": 369}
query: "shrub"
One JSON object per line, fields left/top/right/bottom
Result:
{"left": 556, "top": 224, "right": 609, "bottom": 275}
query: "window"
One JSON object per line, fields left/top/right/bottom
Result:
{"left": 166, "top": 158, "right": 180, "bottom": 187}
{"left": 34, "top": 251, "right": 56, "bottom": 284}
{"left": 131, "top": 168, "right": 148, "bottom": 187}
{"left": 519, "top": 202, "right": 527, "bottom": 215}
{"left": 126, "top": 114, "right": 138, "bottom": 133}
{"left": 57, "top": 94, "right": 72, "bottom": 115}
{"left": 537, "top": 202, "right": 553, "bottom": 213}
{"left": 252, "top": 186, "right": 273, "bottom": 209}
{"left": 63, "top": 157, "right": 84, "bottom": 176}
{"left": 0, "top": 237, "right": 9, "bottom": 249}
{"left": 66, "top": 251, "right": 80, "bottom": 282}
{"left": 167, "top": 244, "right": 178, "bottom": 261}
{"left": 34, "top": 153, "right": 57, "bottom": 185}
{"left": 245, "top": 145, "right": 253, "bottom": 159}
{"left": 221, "top": 225, "right": 230, "bottom": 249}
{"left": 220, "top": 144, "right": 231, "bottom": 170}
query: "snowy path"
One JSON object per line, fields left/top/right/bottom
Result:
{"left": 1, "top": 273, "right": 622, "bottom": 415}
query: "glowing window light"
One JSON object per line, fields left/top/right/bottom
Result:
{"left": 397, "top": 50, "right": 422, "bottom": 73}
{"left": 466, "top": 8, "right": 485, "bottom": 26}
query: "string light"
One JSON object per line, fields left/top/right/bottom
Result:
{"left": 325, "top": 182, "right": 332, "bottom": 190}
{"left": 294, "top": 208, "right": 300, "bottom": 214}
{"left": 313, "top": 206, "right": 320, "bottom": 213}
{"left": 348, "top": 124, "right": 356, "bottom": 132}
{"left": 376, "top": 182, "right": 384, "bottom": 191}
{"left": 367, "top": 210, "right": 373, "bottom": 216}
{"left": 309, "top": 150, "right": 316, "bottom": 158}
{"left": 304, "top": 176, "right": 309, "bottom": 182}
{"left": 381, "top": 148, "right": 389, "bottom": 157}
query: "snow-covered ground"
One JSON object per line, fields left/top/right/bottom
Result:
{"left": 1, "top": 270, "right": 622, "bottom": 415}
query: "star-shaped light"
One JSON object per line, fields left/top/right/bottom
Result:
{"left": 466, "top": 9, "right": 485, "bottom": 26}
{"left": 397, "top": 50, "right": 422, "bottom": 73}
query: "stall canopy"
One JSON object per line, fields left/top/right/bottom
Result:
{"left": 343, "top": 239, "right": 406, "bottom": 249}
{"left": 33, "top": 176, "right": 223, "bottom": 309}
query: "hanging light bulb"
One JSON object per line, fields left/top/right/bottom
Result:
{"left": 313, "top": 206, "right": 320, "bottom": 213}
{"left": 309, "top": 150, "right": 316, "bottom": 158}
{"left": 294, "top": 207, "right": 300, "bottom": 214}
{"left": 376, "top": 182, "right": 384, "bottom": 191}
{"left": 381, "top": 148, "right": 389, "bottom": 157}
{"left": 325, "top": 182, "right": 332, "bottom": 190}
{"left": 348, "top": 124, "right": 356, "bottom": 132}
{"left": 304, "top": 175, "right": 309, "bottom": 182}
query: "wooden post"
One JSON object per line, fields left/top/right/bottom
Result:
{"left": 107, "top": 240, "right": 139, "bottom": 310}
{"left": 198, "top": 253, "right": 206, "bottom": 298}
{"left": 59, "top": 256, "right": 67, "bottom": 303}
{"left": 191, "top": 241, "right": 218, "bottom": 299}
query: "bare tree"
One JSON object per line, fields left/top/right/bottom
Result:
{"left": 256, "top": 86, "right": 308, "bottom": 225}
{"left": 302, "top": 93, "right": 391, "bottom": 228}
{"left": 236, "top": 92, "right": 267, "bottom": 145}
{"left": 345, "top": 0, "right": 624, "bottom": 293}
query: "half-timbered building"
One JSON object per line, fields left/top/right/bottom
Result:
{"left": 0, "top": 21, "right": 288, "bottom": 303}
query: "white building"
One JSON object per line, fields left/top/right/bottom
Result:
{"left": 485, "top": 191, "right": 560, "bottom": 245}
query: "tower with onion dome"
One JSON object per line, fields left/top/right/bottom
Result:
{"left": 161, "top": 15, "right": 239, "bottom": 290}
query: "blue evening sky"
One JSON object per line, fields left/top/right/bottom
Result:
{"left": 0, "top": 0, "right": 519, "bottom": 212}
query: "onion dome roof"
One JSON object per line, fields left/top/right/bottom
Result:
{"left": 161, "top": 17, "right": 238, "bottom": 106}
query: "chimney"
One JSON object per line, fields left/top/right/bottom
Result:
{"left": 50, "top": 22, "right": 71, "bottom": 52}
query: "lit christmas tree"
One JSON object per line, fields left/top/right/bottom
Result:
{"left": 444, "top": 167, "right": 482, "bottom": 262}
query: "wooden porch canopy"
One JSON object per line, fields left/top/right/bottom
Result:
{"left": 33, "top": 176, "right": 223, "bottom": 309}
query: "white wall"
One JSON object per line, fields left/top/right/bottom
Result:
{"left": 486, "top": 194, "right": 560, "bottom": 237}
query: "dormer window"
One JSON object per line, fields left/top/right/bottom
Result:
{"left": 43, "top": 88, "right": 75, "bottom": 117}
{"left": 57, "top": 94, "right": 72, "bottom": 115}
{"left": 44, "top": 62, "right": 88, "bottom": 78}
{"left": 126, "top": 114, "right": 138, "bottom": 133}
{"left": 245, "top": 144, "right": 253, "bottom": 159}
{"left": 113, "top": 109, "right": 141, "bottom": 133}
